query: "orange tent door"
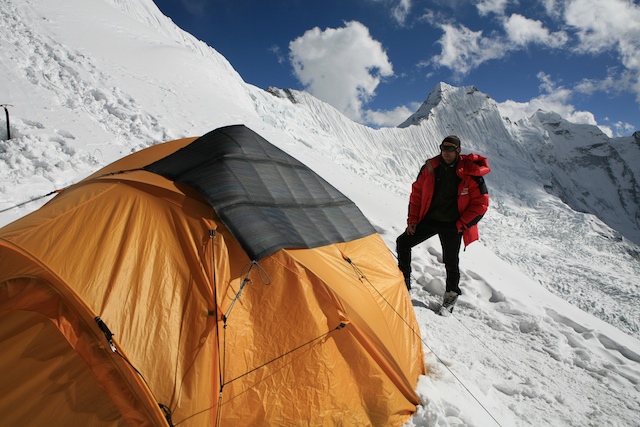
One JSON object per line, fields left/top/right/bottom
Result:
{"left": 0, "top": 277, "right": 169, "bottom": 427}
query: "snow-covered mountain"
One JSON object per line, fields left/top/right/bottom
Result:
{"left": 2, "top": 0, "right": 640, "bottom": 426}
{"left": 267, "top": 82, "right": 640, "bottom": 339}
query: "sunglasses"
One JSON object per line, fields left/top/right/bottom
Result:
{"left": 440, "top": 144, "right": 458, "bottom": 152}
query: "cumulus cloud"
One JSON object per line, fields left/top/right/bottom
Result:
{"left": 289, "top": 21, "right": 394, "bottom": 122}
{"left": 476, "top": 0, "right": 510, "bottom": 16}
{"left": 564, "top": 0, "right": 638, "bottom": 54}
{"left": 430, "top": 24, "right": 507, "bottom": 77}
{"left": 503, "top": 14, "right": 568, "bottom": 47}
{"left": 540, "top": 0, "right": 563, "bottom": 19}
{"left": 564, "top": 0, "right": 640, "bottom": 101}
{"left": 429, "top": 13, "right": 567, "bottom": 77}
{"left": 364, "top": 103, "right": 421, "bottom": 127}
{"left": 468, "top": 0, "right": 640, "bottom": 106}
{"left": 611, "top": 121, "right": 636, "bottom": 136}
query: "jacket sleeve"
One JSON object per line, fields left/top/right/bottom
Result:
{"left": 407, "top": 164, "right": 428, "bottom": 224}
{"left": 456, "top": 176, "right": 489, "bottom": 231}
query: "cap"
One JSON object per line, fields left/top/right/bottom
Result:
{"left": 442, "top": 135, "right": 461, "bottom": 148}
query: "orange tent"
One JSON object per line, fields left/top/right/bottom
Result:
{"left": 0, "top": 125, "right": 425, "bottom": 426}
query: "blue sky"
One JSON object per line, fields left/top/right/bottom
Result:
{"left": 153, "top": 0, "right": 640, "bottom": 137}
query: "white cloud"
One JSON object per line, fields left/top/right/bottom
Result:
{"left": 430, "top": 24, "right": 507, "bottom": 76}
{"left": 564, "top": 0, "right": 639, "bottom": 55}
{"left": 392, "top": 0, "right": 412, "bottom": 25}
{"left": 574, "top": 69, "right": 634, "bottom": 96}
{"left": 363, "top": 0, "right": 412, "bottom": 25}
{"left": 566, "top": 110, "right": 599, "bottom": 126}
{"left": 289, "top": 21, "right": 394, "bottom": 122}
{"left": 363, "top": 103, "right": 421, "bottom": 127}
{"left": 476, "top": 0, "right": 510, "bottom": 16}
{"left": 503, "top": 14, "right": 568, "bottom": 47}
{"left": 429, "top": 12, "right": 569, "bottom": 77}
{"left": 564, "top": 0, "right": 640, "bottom": 101}
{"left": 612, "top": 121, "right": 636, "bottom": 136}
{"left": 540, "top": 0, "right": 563, "bottom": 19}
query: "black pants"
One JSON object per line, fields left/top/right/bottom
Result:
{"left": 396, "top": 219, "right": 462, "bottom": 294}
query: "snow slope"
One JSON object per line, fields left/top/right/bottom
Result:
{"left": 1, "top": 0, "right": 639, "bottom": 425}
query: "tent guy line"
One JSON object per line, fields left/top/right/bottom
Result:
{"left": 352, "top": 255, "right": 508, "bottom": 427}
{"left": 449, "top": 308, "right": 528, "bottom": 385}
{"left": 221, "top": 322, "right": 348, "bottom": 388}
{"left": 4, "top": 124, "right": 429, "bottom": 425}
{"left": 404, "top": 264, "right": 528, "bottom": 427}
{"left": 0, "top": 168, "right": 147, "bottom": 214}
{"left": 0, "top": 190, "right": 60, "bottom": 214}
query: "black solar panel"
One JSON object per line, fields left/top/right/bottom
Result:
{"left": 144, "top": 125, "right": 375, "bottom": 260}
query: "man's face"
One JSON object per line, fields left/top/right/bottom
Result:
{"left": 440, "top": 144, "right": 459, "bottom": 165}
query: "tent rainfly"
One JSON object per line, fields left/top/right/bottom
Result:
{"left": 0, "top": 125, "right": 425, "bottom": 426}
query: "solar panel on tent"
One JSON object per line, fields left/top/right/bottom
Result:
{"left": 144, "top": 125, "right": 375, "bottom": 260}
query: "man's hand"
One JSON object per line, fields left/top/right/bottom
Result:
{"left": 406, "top": 223, "right": 417, "bottom": 235}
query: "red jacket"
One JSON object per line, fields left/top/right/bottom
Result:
{"left": 408, "top": 153, "right": 490, "bottom": 247}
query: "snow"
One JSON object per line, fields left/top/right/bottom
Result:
{"left": 1, "top": 0, "right": 640, "bottom": 426}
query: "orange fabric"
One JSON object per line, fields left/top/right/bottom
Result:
{"left": 0, "top": 277, "right": 170, "bottom": 426}
{"left": 0, "top": 137, "right": 425, "bottom": 426}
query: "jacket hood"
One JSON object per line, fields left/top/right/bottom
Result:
{"left": 459, "top": 153, "right": 490, "bottom": 177}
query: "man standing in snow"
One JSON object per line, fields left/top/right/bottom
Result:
{"left": 396, "top": 135, "right": 490, "bottom": 313}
